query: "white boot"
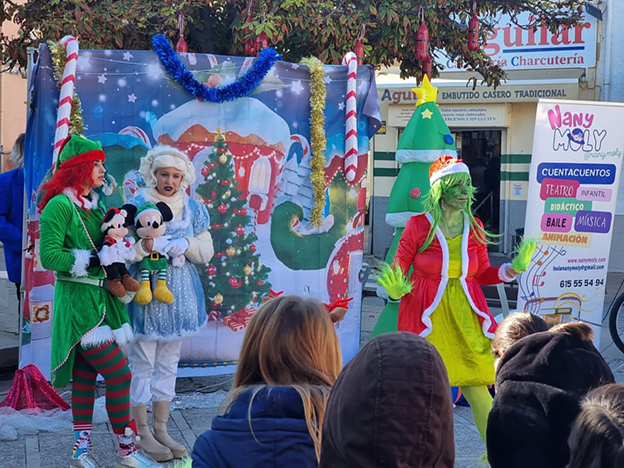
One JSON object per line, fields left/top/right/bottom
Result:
{"left": 152, "top": 400, "right": 188, "bottom": 458}
{"left": 114, "top": 424, "right": 164, "bottom": 468}
{"left": 131, "top": 406, "right": 173, "bottom": 462}
{"left": 69, "top": 452, "right": 97, "bottom": 468}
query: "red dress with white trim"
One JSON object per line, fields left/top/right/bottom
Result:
{"left": 394, "top": 213, "right": 511, "bottom": 386}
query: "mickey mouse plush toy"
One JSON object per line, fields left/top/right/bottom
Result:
{"left": 99, "top": 205, "right": 141, "bottom": 298}
{"left": 132, "top": 201, "right": 176, "bottom": 305}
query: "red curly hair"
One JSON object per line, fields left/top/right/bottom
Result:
{"left": 38, "top": 160, "right": 96, "bottom": 212}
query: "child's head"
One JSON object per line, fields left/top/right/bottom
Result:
{"left": 231, "top": 295, "right": 342, "bottom": 460}
{"left": 491, "top": 311, "right": 549, "bottom": 359}
{"left": 568, "top": 383, "right": 624, "bottom": 468}
{"left": 320, "top": 332, "right": 455, "bottom": 468}
{"left": 234, "top": 295, "right": 342, "bottom": 388}
{"left": 549, "top": 321, "right": 594, "bottom": 342}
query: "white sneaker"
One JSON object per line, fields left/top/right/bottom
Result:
{"left": 114, "top": 450, "right": 164, "bottom": 468}
{"left": 69, "top": 452, "right": 98, "bottom": 468}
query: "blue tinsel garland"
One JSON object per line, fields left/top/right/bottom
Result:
{"left": 152, "top": 34, "right": 282, "bottom": 103}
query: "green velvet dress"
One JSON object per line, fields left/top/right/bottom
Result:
{"left": 39, "top": 192, "right": 132, "bottom": 388}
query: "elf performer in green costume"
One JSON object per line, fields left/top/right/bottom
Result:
{"left": 380, "top": 154, "right": 534, "bottom": 445}
{"left": 39, "top": 135, "right": 162, "bottom": 468}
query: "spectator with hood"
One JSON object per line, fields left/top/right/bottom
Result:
{"left": 487, "top": 329, "right": 615, "bottom": 468}
{"left": 320, "top": 332, "right": 454, "bottom": 468}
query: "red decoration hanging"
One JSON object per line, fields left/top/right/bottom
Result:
{"left": 354, "top": 24, "right": 366, "bottom": 65}
{"left": 176, "top": 14, "right": 188, "bottom": 53}
{"left": 176, "top": 37, "right": 188, "bottom": 53}
{"left": 422, "top": 55, "right": 432, "bottom": 80}
{"left": 244, "top": 15, "right": 257, "bottom": 56}
{"left": 416, "top": 21, "right": 429, "bottom": 61}
{"left": 354, "top": 39, "right": 364, "bottom": 65}
{"left": 256, "top": 31, "right": 269, "bottom": 51}
{"left": 416, "top": 8, "right": 429, "bottom": 61}
{"left": 468, "top": 2, "right": 480, "bottom": 52}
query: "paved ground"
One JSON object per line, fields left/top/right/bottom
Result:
{"left": 1, "top": 247, "right": 624, "bottom": 467}
{"left": 2, "top": 294, "right": 624, "bottom": 468}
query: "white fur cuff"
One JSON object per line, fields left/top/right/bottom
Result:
{"left": 81, "top": 323, "right": 133, "bottom": 349}
{"left": 70, "top": 249, "right": 92, "bottom": 277}
{"left": 498, "top": 263, "right": 516, "bottom": 282}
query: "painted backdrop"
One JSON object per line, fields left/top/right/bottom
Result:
{"left": 21, "top": 44, "right": 381, "bottom": 378}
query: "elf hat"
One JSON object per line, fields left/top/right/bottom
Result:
{"left": 135, "top": 202, "right": 160, "bottom": 218}
{"left": 429, "top": 155, "right": 470, "bottom": 187}
{"left": 56, "top": 134, "right": 106, "bottom": 170}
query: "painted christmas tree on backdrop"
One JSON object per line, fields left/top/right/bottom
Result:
{"left": 196, "top": 128, "right": 271, "bottom": 328}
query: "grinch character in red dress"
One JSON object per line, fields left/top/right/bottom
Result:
{"left": 380, "top": 155, "right": 534, "bottom": 444}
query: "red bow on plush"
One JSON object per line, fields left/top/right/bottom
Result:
{"left": 324, "top": 297, "right": 353, "bottom": 324}
{"left": 324, "top": 297, "right": 353, "bottom": 312}
{"left": 268, "top": 289, "right": 283, "bottom": 299}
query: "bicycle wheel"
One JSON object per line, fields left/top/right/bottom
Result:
{"left": 608, "top": 293, "right": 624, "bottom": 354}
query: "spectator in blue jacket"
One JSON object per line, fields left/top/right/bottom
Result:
{"left": 191, "top": 295, "right": 342, "bottom": 468}
{"left": 0, "top": 133, "right": 25, "bottom": 309}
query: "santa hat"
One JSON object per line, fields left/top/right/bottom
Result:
{"left": 56, "top": 134, "right": 106, "bottom": 170}
{"left": 429, "top": 155, "right": 470, "bottom": 187}
{"left": 101, "top": 207, "right": 128, "bottom": 232}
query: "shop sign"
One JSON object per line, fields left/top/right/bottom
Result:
{"left": 380, "top": 83, "right": 579, "bottom": 105}
{"left": 435, "top": 10, "right": 596, "bottom": 71}
{"left": 440, "top": 104, "right": 510, "bottom": 127}
{"left": 389, "top": 103, "right": 509, "bottom": 128}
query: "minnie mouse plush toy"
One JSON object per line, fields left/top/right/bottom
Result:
{"left": 99, "top": 205, "right": 141, "bottom": 298}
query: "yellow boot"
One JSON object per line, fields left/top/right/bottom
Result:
{"left": 134, "top": 280, "right": 153, "bottom": 305}
{"left": 153, "top": 279, "right": 174, "bottom": 304}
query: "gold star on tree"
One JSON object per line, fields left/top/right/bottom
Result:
{"left": 412, "top": 75, "right": 438, "bottom": 107}
{"left": 421, "top": 108, "right": 433, "bottom": 119}
{"left": 215, "top": 125, "right": 227, "bottom": 142}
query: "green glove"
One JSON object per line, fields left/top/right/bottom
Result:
{"left": 377, "top": 263, "right": 412, "bottom": 300}
{"left": 511, "top": 236, "right": 539, "bottom": 273}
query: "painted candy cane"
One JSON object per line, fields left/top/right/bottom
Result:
{"left": 206, "top": 54, "right": 219, "bottom": 69}
{"left": 342, "top": 52, "right": 358, "bottom": 183}
{"left": 52, "top": 36, "right": 79, "bottom": 170}
{"left": 239, "top": 57, "right": 255, "bottom": 76}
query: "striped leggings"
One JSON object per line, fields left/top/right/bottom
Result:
{"left": 72, "top": 342, "right": 132, "bottom": 435}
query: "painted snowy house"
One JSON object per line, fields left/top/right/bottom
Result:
{"left": 274, "top": 135, "right": 317, "bottom": 221}
{"left": 150, "top": 97, "right": 307, "bottom": 224}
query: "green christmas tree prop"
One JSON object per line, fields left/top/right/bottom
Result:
{"left": 195, "top": 129, "right": 272, "bottom": 323}
{"left": 372, "top": 76, "right": 457, "bottom": 336}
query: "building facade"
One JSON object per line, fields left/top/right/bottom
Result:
{"left": 368, "top": 8, "right": 612, "bottom": 265}
{"left": 0, "top": 0, "right": 27, "bottom": 173}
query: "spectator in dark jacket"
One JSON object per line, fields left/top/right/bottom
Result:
{"left": 568, "top": 383, "right": 624, "bottom": 468}
{"left": 0, "top": 133, "right": 25, "bottom": 307}
{"left": 487, "top": 331, "right": 615, "bottom": 468}
{"left": 320, "top": 332, "right": 455, "bottom": 468}
{"left": 191, "top": 295, "right": 342, "bottom": 468}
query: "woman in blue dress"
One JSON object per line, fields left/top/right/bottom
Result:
{"left": 126, "top": 145, "right": 213, "bottom": 462}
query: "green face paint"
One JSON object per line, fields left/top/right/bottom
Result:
{"left": 443, "top": 179, "right": 471, "bottom": 212}
{"left": 420, "top": 170, "right": 496, "bottom": 253}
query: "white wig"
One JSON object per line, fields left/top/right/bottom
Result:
{"left": 139, "top": 145, "right": 196, "bottom": 190}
